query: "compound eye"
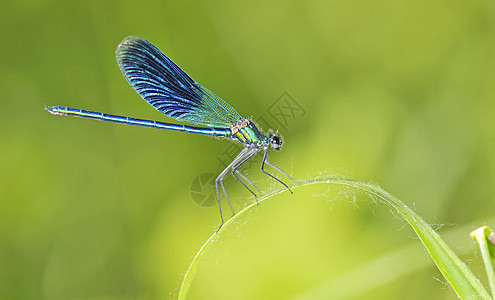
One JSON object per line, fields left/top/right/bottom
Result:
{"left": 270, "top": 135, "right": 282, "bottom": 150}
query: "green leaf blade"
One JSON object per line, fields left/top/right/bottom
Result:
{"left": 178, "top": 178, "right": 491, "bottom": 300}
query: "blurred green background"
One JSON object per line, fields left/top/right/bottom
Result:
{"left": 2, "top": 0, "right": 495, "bottom": 299}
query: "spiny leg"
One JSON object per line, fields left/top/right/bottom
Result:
{"left": 265, "top": 160, "right": 294, "bottom": 182}
{"left": 215, "top": 147, "right": 252, "bottom": 228}
{"left": 220, "top": 180, "right": 233, "bottom": 215}
{"left": 222, "top": 147, "right": 257, "bottom": 213}
{"left": 231, "top": 147, "right": 260, "bottom": 204}
{"left": 215, "top": 177, "right": 225, "bottom": 226}
{"left": 260, "top": 148, "right": 293, "bottom": 194}
{"left": 235, "top": 170, "right": 262, "bottom": 194}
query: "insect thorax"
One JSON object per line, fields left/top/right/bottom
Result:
{"left": 230, "top": 118, "right": 266, "bottom": 145}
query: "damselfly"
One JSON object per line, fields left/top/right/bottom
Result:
{"left": 46, "top": 36, "right": 293, "bottom": 227}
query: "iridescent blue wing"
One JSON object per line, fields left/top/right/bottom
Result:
{"left": 116, "top": 36, "right": 242, "bottom": 128}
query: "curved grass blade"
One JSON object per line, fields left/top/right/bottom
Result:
{"left": 471, "top": 226, "right": 495, "bottom": 298}
{"left": 178, "top": 177, "right": 491, "bottom": 300}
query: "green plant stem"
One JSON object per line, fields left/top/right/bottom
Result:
{"left": 177, "top": 177, "right": 491, "bottom": 300}
{"left": 471, "top": 226, "right": 495, "bottom": 298}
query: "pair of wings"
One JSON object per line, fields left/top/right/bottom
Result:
{"left": 116, "top": 36, "right": 242, "bottom": 128}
